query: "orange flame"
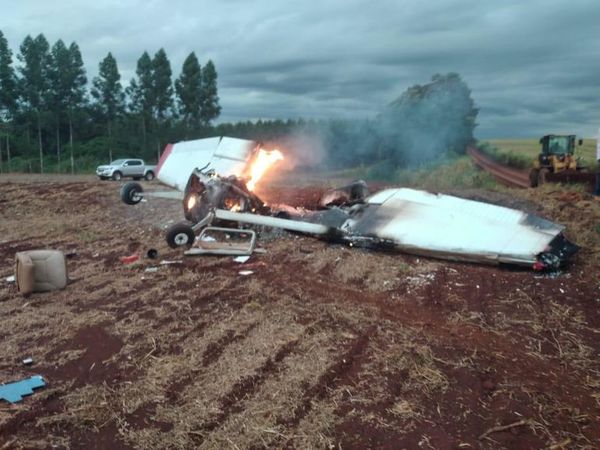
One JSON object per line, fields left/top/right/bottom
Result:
{"left": 246, "top": 148, "right": 283, "bottom": 191}
{"left": 224, "top": 197, "right": 242, "bottom": 211}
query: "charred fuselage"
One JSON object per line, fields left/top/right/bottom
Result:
{"left": 182, "top": 167, "right": 270, "bottom": 224}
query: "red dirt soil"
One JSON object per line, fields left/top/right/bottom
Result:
{"left": 0, "top": 174, "right": 599, "bottom": 449}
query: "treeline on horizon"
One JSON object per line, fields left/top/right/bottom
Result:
{"left": 0, "top": 30, "right": 478, "bottom": 176}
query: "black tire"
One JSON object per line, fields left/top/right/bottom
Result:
{"left": 112, "top": 171, "right": 123, "bottom": 181}
{"left": 166, "top": 222, "right": 195, "bottom": 249}
{"left": 529, "top": 169, "right": 539, "bottom": 187}
{"left": 539, "top": 168, "right": 550, "bottom": 185}
{"left": 144, "top": 171, "right": 155, "bottom": 181}
{"left": 121, "top": 182, "right": 144, "bottom": 205}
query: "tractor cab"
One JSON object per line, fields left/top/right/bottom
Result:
{"left": 539, "top": 135, "right": 580, "bottom": 157}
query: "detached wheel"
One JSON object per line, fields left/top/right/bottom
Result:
{"left": 112, "top": 171, "right": 122, "bottom": 181}
{"left": 529, "top": 169, "right": 539, "bottom": 187}
{"left": 166, "top": 222, "right": 195, "bottom": 249}
{"left": 144, "top": 171, "right": 155, "bottom": 181}
{"left": 121, "top": 182, "right": 143, "bottom": 205}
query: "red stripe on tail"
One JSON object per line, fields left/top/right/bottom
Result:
{"left": 155, "top": 143, "right": 174, "bottom": 177}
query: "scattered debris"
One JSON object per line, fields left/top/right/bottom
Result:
{"left": 22, "top": 357, "right": 34, "bottom": 366}
{"left": 144, "top": 267, "right": 159, "bottom": 273}
{"left": 5, "top": 275, "right": 15, "bottom": 283}
{"left": 15, "top": 250, "right": 68, "bottom": 294}
{"left": 233, "top": 255, "right": 251, "bottom": 263}
{"left": 123, "top": 168, "right": 578, "bottom": 270}
{"left": 534, "top": 270, "right": 563, "bottom": 279}
{"left": 146, "top": 248, "right": 159, "bottom": 259}
{"left": 239, "top": 270, "right": 254, "bottom": 276}
{"left": 120, "top": 254, "right": 139, "bottom": 264}
{"left": 159, "top": 260, "right": 183, "bottom": 265}
{"left": 0, "top": 375, "right": 45, "bottom": 403}
{"left": 318, "top": 180, "right": 369, "bottom": 207}
{"left": 184, "top": 227, "right": 256, "bottom": 256}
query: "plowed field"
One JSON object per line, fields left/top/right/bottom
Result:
{"left": 1, "top": 174, "right": 599, "bottom": 449}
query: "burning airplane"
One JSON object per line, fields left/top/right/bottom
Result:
{"left": 120, "top": 137, "right": 578, "bottom": 270}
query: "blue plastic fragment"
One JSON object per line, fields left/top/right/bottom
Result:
{"left": 0, "top": 375, "right": 46, "bottom": 403}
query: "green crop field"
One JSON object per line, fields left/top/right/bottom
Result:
{"left": 484, "top": 138, "right": 598, "bottom": 169}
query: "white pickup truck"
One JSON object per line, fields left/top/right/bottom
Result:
{"left": 96, "top": 159, "right": 156, "bottom": 181}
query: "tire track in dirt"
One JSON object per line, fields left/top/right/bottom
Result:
{"left": 202, "top": 323, "right": 260, "bottom": 367}
{"left": 274, "top": 328, "right": 372, "bottom": 444}
{"left": 263, "top": 259, "right": 600, "bottom": 413}
{"left": 193, "top": 318, "right": 369, "bottom": 449}
{"left": 120, "top": 315, "right": 307, "bottom": 447}
{"left": 190, "top": 339, "right": 301, "bottom": 445}
{"left": 115, "top": 283, "right": 294, "bottom": 422}
{"left": 164, "top": 318, "right": 284, "bottom": 404}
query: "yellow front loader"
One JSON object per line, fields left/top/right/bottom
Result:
{"left": 529, "top": 135, "right": 583, "bottom": 187}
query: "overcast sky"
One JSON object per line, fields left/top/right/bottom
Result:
{"left": 2, "top": 0, "right": 600, "bottom": 138}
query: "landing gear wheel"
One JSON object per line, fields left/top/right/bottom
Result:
{"left": 144, "top": 171, "right": 155, "bottom": 181}
{"left": 166, "top": 222, "right": 195, "bottom": 249}
{"left": 112, "top": 171, "right": 122, "bottom": 181}
{"left": 538, "top": 168, "right": 550, "bottom": 186}
{"left": 120, "top": 182, "right": 144, "bottom": 205}
{"left": 529, "top": 169, "right": 539, "bottom": 187}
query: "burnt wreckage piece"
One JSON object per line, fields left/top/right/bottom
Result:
{"left": 123, "top": 169, "right": 578, "bottom": 270}
{"left": 182, "top": 165, "right": 269, "bottom": 224}
{"left": 180, "top": 170, "right": 578, "bottom": 269}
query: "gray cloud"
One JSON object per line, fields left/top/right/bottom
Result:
{"left": 2, "top": 0, "right": 600, "bottom": 138}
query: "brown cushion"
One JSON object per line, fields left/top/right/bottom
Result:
{"left": 15, "top": 250, "right": 68, "bottom": 294}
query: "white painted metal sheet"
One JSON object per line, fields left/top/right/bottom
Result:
{"left": 352, "top": 188, "right": 563, "bottom": 265}
{"left": 156, "top": 137, "right": 259, "bottom": 191}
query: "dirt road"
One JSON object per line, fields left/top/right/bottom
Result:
{"left": 467, "top": 146, "right": 597, "bottom": 191}
{"left": 467, "top": 146, "right": 530, "bottom": 188}
{"left": 0, "top": 174, "right": 599, "bottom": 449}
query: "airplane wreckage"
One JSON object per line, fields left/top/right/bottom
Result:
{"left": 120, "top": 137, "right": 578, "bottom": 270}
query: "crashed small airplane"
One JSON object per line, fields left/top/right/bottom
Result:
{"left": 121, "top": 136, "right": 578, "bottom": 270}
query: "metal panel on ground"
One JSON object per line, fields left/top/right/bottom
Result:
{"left": 351, "top": 188, "right": 564, "bottom": 265}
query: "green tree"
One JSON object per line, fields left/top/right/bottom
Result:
{"left": 152, "top": 48, "right": 173, "bottom": 120}
{"left": 0, "top": 30, "right": 18, "bottom": 171}
{"left": 48, "top": 39, "right": 70, "bottom": 169}
{"left": 199, "top": 60, "right": 221, "bottom": 125}
{"left": 126, "top": 51, "right": 153, "bottom": 153}
{"left": 18, "top": 34, "right": 51, "bottom": 172}
{"left": 175, "top": 52, "right": 202, "bottom": 132}
{"left": 151, "top": 48, "right": 173, "bottom": 159}
{"left": 91, "top": 52, "right": 124, "bottom": 162}
{"left": 66, "top": 42, "right": 87, "bottom": 173}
